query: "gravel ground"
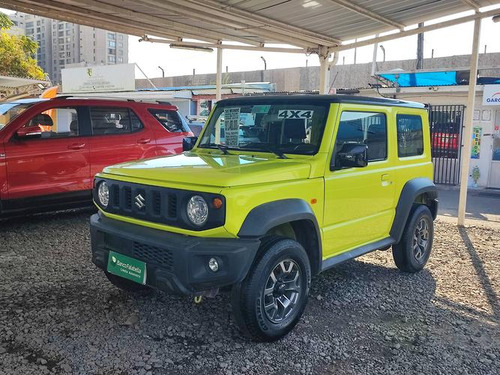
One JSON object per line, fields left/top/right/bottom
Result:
{"left": 1, "top": 211, "right": 499, "bottom": 375}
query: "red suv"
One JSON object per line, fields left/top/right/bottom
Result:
{"left": 0, "top": 97, "right": 192, "bottom": 216}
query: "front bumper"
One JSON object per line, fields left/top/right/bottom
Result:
{"left": 90, "top": 212, "right": 260, "bottom": 295}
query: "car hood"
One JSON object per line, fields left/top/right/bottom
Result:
{"left": 102, "top": 152, "right": 312, "bottom": 187}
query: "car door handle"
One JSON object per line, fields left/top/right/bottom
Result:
{"left": 381, "top": 174, "right": 392, "bottom": 186}
{"left": 137, "top": 138, "right": 151, "bottom": 144}
{"left": 67, "top": 143, "right": 86, "bottom": 150}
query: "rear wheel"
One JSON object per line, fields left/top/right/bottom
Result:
{"left": 231, "top": 236, "right": 311, "bottom": 342}
{"left": 105, "top": 271, "right": 151, "bottom": 294}
{"left": 392, "top": 205, "right": 434, "bottom": 273}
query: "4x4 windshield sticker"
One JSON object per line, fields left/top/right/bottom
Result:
{"left": 278, "top": 110, "right": 314, "bottom": 119}
{"left": 224, "top": 107, "right": 240, "bottom": 147}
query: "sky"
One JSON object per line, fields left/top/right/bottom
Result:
{"left": 2, "top": 6, "right": 500, "bottom": 79}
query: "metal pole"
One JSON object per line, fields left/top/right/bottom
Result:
{"left": 319, "top": 47, "right": 330, "bottom": 94}
{"left": 371, "top": 35, "right": 379, "bottom": 76}
{"left": 458, "top": 18, "right": 481, "bottom": 226}
{"left": 216, "top": 47, "right": 223, "bottom": 101}
{"left": 417, "top": 23, "right": 424, "bottom": 70}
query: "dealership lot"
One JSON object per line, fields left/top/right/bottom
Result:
{"left": 0, "top": 212, "right": 498, "bottom": 375}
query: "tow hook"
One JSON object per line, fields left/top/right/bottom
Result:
{"left": 193, "top": 288, "right": 220, "bottom": 304}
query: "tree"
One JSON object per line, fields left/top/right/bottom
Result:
{"left": 0, "top": 12, "right": 45, "bottom": 80}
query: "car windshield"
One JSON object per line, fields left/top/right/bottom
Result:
{"left": 198, "top": 101, "right": 329, "bottom": 155}
{"left": 0, "top": 102, "right": 35, "bottom": 131}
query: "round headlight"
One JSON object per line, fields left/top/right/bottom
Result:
{"left": 97, "top": 181, "right": 109, "bottom": 208}
{"left": 187, "top": 195, "right": 208, "bottom": 226}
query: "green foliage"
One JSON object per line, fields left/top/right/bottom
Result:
{"left": 0, "top": 12, "right": 45, "bottom": 80}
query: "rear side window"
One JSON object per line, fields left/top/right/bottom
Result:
{"left": 90, "top": 107, "right": 143, "bottom": 135}
{"left": 397, "top": 114, "right": 424, "bottom": 157}
{"left": 149, "top": 109, "right": 187, "bottom": 133}
{"left": 336, "top": 111, "right": 387, "bottom": 162}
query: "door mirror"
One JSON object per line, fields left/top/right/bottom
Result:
{"left": 183, "top": 136, "right": 198, "bottom": 151}
{"left": 16, "top": 125, "right": 43, "bottom": 138}
{"left": 333, "top": 143, "right": 368, "bottom": 170}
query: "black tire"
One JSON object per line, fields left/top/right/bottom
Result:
{"left": 392, "top": 205, "right": 434, "bottom": 273}
{"left": 105, "top": 271, "right": 152, "bottom": 294}
{"left": 231, "top": 236, "right": 311, "bottom": 342}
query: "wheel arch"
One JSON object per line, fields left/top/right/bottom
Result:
{"left": 390, "top": 177, "right": 438, "bottom": 244}
{"left": 238, "top": 199, "right": 322, "bottom": 275}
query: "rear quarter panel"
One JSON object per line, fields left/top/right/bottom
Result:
{"left": 392, "top": 107, "right": 434, "bottom": 198}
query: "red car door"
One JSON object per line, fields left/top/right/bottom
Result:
{"left": 3, "top": 105, "right": 91, "bottom": 200}
{"left": 88, "top": 105, "right": 158, "bottom": 177}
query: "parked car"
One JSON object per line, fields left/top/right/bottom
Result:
{"left": 0, "top": 97, "right": 191, "bottom": 216}
{"left": 90, "top": 95, "right": 437, "bottom": 341}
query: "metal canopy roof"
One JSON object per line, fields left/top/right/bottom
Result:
{"left": 2, "top": 0, "right": 500, "bottom": 53}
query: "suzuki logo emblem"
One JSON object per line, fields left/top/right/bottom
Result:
{"left": 135, "top": 194, "right": 146, "bottom": 209}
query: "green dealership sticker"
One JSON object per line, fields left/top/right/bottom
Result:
{"left": 107, "top": 251, "right": 147, "bottom": 285}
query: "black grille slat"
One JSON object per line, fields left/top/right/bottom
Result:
{"left": 168, "top": 193, "right": 177, "bottom": 218}
{"left": 133, "top": 242, "right": 173, "bottom": 270}
{"left": 123, "top": 186, "right": 132, "bottom": 210}
{"left": 153, "top": 191, "right": 161, "bottom": 216}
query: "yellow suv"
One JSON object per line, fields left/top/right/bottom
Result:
{"left": 90, "top": 95, "right": 438, "bottom": 341}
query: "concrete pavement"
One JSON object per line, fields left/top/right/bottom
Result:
{"left": 437, "top": 185, "right": 500, "bottom": 223}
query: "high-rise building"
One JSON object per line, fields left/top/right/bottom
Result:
{"left": 9, "top": 12, "right": 129, "bottom": 83}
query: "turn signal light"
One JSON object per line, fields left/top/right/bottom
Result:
{"left": 213, "top": 198, "right": 223, "bottom": 209}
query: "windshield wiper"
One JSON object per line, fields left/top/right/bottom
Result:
{"left": 200, "top": 143, "right": 230, "bottom": 155}
{"left": 240, "top": 143, "right": 288, "bottom": 159}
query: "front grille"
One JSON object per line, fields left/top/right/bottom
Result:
{"left": 133, "top": 242, "right": 173, "bottom": 270}
{"left": 94, "top": 178, "right": 226, "bottom": 230}
{"left": 104, "top": 180, "right": 180, "bottom": 226}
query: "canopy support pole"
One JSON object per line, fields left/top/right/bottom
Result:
{"left": 216, "top": 46, "right": 223, "bottom": 101}
{"left": 319, "top": 47, "right": 331, "bottom": 94}
{"left": 458, "top": 18, "right": 481, "bottom": 226}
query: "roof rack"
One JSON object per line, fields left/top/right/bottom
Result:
{"left": 52, "top": 95, "right": 178, "bottom": 106}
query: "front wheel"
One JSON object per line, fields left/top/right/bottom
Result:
{"left": 392, "top": 205, "right": 434, "bottom": 273}
{"left": 231, "top": 236, "right": 311, "bottom": 342}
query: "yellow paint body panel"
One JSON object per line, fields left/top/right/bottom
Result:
{"left": 96, "top": 102, "right": 433, "bottom": 265}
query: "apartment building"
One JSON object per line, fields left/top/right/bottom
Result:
{"left": 9, "top": 12, "right": 128, "bottom": 83}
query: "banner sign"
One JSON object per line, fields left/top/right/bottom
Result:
{"left": 483, "top": 84, "right": 500, "bottom": 106}
{"left": 62, "top": 63, "right": 135, "bottom": 93}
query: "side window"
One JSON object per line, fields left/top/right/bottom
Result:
{"left": 21, "top": 107, "right": 79, "bottom": 138}
{"left": 397, "top": 114, "right": 424, "bottom": 157}
{"left": 335, "top": 111, "right": 387, "bottom": 162}
{"left": 149, "top": 109, "right": 186, "bottom": 132}
{"left": 90, "top": 107, "right": 143, "bottom": 135}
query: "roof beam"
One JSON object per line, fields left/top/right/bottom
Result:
{"left": 179, "top": 0, "right": 341, "bottom": 46}
{"left": 331, "top": 7, "right": 500, "bottom": 52}
{"left": 15, "top": 0, "right": 263, "bottom": 46}
{"left": 461, "top": 0, "right": 481, "bottom": 10}
{"left": 0, "top": 1, "right": 175, "bottom": 39}
{"left": 141, "top": 36, "right": 309, "bottom": 54}
{"left": 116, "top": 0, "right": 316, "bottom": 48}
{"left": 63, "top": 0, "right": 262, "bottom": 46}
{"left": 327, "top": 0, "right": 405, "bottom": 30}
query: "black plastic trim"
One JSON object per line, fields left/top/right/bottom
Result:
{"left": 0, "top": 190, "right": 92, "bottom": 217}
{"left": 91, "top": 213, "right": 260, "bottom": 294}
{"left": 216, "top": 94, "right": 425, "bottom": 109}
{"left": 321, "top": 237, "right": 394, "bottom": 271}
{"left": 238, "top": 199, "right": 322, "bottom": 273}
{"left": 390, "top": 178, "right": 438, "bottom": 243}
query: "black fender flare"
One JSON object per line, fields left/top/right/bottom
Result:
{"left": 238, "top": 199, "right": 322, "bottom": 274}
{"left": 390, "top": 177, "right": 438, "bottom": 243}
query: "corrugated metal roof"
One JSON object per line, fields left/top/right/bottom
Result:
{"left": 2, "top": 0, "right": 499, "bottom": 50}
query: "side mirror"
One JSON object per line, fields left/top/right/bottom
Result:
{"left": 332, "top": 143, "right": 368, "bottom": 170}
{"left": 183, "top": 136, "right": 198, "bottom": 151}
{"left": 17, "top": 125, "right": 42, "bottom": 138}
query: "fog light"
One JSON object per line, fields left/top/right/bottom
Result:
{"left": 208, "top": 257, "right": 219, "bottom": 272}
